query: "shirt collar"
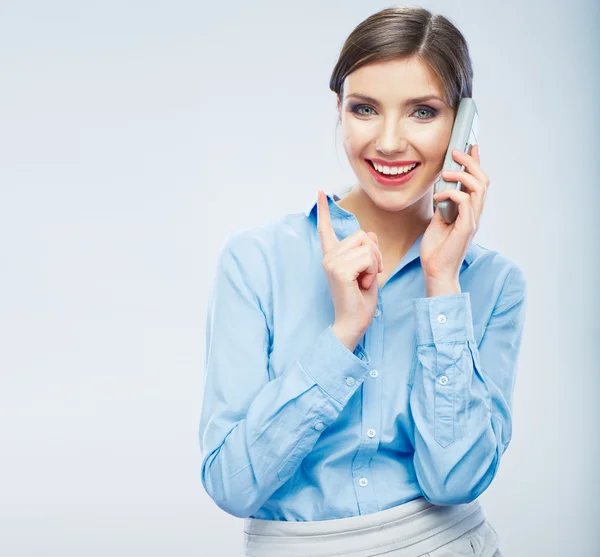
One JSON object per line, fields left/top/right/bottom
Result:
{"left": 304, "top": 191, "right": 349, "bottom": 239}
{"left": 304, "top": 191, "right": 477, "bottom": 268}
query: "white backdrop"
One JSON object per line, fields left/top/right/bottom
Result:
{"left": 0, "top": 1, "right": 598, "bottom": 556}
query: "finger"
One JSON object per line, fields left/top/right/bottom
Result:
{"left": 360, "top": 263, "right": 380, "bottom": 290}
{"left": 441, "top": 169, "right": 483, "bottom": 195}
{"left": 471, "top": 145, "right": 489, "bottom": 187}
{"left": 361, "top": 272, "right": 375, "bottom": 291}
{"left": 337, "top": 244, "right": 379, "bottom": 286}
{"left": 440, "top": 169, "right": 486, "bottom": 226}
{"left": 452, "top": 147, "right": 488, "bottom": 185}
{"left": 328, "top": 229, "right": 383, "bottom": 273}
{"left": 359, "top": 246, "right": 380, "bottom": 290}
{"left": 316, "top": 190, "right": 339, "bottom": 255}
{"left": 366, "top": 232, "right": 384, "bottom": 273}
{"left": 433, "top": 189, "right": 476, "bottom": 233}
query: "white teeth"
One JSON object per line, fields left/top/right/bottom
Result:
{"left": 371, "top": 161, "right": 418, "bottom": 175}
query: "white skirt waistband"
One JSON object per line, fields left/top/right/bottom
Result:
{"left": 243, "top": 497, "right": 487, "bottom": 557}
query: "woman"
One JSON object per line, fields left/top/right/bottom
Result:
{"left": 199, "top": 6, "right": 526, "bottom": 556}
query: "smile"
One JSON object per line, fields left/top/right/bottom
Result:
{"left": 365, "top": 160, "right": 421, "bottom": 187}
{"left": 369, "top": 160, "right": 419, "bottom": 175}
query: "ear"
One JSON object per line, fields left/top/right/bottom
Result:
{"left": 336, "top": 96, "right": 341, "bottom": 123}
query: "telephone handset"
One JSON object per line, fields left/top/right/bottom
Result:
{"left": 434, "top": 97, "right": 480, "bottom": 224}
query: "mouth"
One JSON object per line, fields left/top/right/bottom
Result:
{"left": 364, "top": 159, "right": 421, "bottom": 187}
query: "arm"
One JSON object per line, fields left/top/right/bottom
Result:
{"left": 199, "top": 235, "right": 372, "bottom": 518}
{"left": 409, "top": 266, "right": 527, "bottom": 505}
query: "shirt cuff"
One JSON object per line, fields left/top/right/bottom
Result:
{"left": 299, "top": 325, "right": 371, "bottom": 408}
{"left": 413, "top": 293, "right": 475, "bottom": 345}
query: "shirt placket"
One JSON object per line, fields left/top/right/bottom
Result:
{"left": 351, "top": 294, "right": 385, "bottom": 515}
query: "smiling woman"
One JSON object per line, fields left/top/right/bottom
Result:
{"left": 200, "top": 6, "right": 517, "bottom": 557}
{"left": 330, "top": 6, "right": 471, "bottom": 219}
{"left": 332, "top": 54, "right": 464, "bottom": 264}
{"left": 332, "top": 50, "right": 469, "bottom": 221}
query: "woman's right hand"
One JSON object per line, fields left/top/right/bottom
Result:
{"left": 317, "top": 190, "right": 384, "bottom": 351}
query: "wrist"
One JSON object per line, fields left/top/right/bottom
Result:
{"left": 331, "top": 323, "right": 363, "bottom": 353}
{"left": 425, "top": 278, "right": 461, "bottom": 297}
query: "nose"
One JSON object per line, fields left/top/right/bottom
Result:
{"left": 375, "top": 119, "right": 409, "bottom": 154}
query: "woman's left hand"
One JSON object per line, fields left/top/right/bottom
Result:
{"left": 420, "top": 145, "right": 490, "bottom": 281}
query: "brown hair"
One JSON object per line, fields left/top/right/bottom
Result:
{"left": 330, "top": 6, "right": 473, "bottom": 117}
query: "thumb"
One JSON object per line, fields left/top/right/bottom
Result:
{"left": 366, "top": 231, "right": 378, "bottom": 245}
{"left": 366, "top": 231, "right": 383, "bottom": 272}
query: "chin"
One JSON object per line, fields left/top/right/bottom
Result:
{"left": 364, "top": 187, "right": 414, "bottom": 209}
{"left": 362, "top": 180, "right": 433, "bottom": 211}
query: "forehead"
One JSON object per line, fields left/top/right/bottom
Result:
{"left": 343, "top": 58, "right": 444, "bottom": 101}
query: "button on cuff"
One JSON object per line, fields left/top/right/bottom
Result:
{"left": 412, "top": 293, "right": 475, "bottom": 345}
{"left": 298, "top": 326, "right": 370, "bottom": 408}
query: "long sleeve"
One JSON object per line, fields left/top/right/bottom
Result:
{"left": 199, "top": 235, "right": 372, "bottom": 518}
{"left": 408, "top": 266, "right": 527, "bottom": 506}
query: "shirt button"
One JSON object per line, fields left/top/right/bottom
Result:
{"left": 439, "top": 375, "right": 449, "bottom": 385}
{"left": 369, "top": 369, "right": 379, "bottom": 378}
{"left": 437, "top": 314, "right": 447, "bottom": 324}
{"left": 367, "top": 428, "right": 376, "bottom": 438}
{"left": 374, "top": 308, "right": 381, "bottom": 318}
{"left": 345, "top": 377, "right": 355, "bottom": 387}
{"left": 314, "top": 422, "right": 324, "bottom": 431}
{"left": 359, "top": 477, "right": 368, "bottom": 487}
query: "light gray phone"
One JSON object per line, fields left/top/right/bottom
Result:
{"left": 434, "top": 97, "right": 480, "bottom": 224}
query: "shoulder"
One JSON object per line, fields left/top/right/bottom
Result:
{"left": 221, "top": 209, "right": 313, "bottom": 263}
{"left": 217, "top": 208, "right": 316, "bottom": 297}
{"left": 467, "top": 241, "right": 527, "bottom": 306}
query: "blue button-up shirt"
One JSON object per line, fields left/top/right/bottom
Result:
{"left": 199, "top": 191, "right": 527, "bottom": 521}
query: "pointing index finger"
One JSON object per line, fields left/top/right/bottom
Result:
{"left": 316, "top": 190, "right": 339, "bottom": 255}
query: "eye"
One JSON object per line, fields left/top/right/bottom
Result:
{"left": 414, "top": 106, "right": 438, "bottom": 119}
{"left": 350, "top": 104, "right": 376, "bottom": 116}
{"left": 349, "top": 104, "right": 438, "bottom": 119}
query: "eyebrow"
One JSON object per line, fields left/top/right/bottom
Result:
{"left": 345, "top": 93, "right": 446, "bottom": 106}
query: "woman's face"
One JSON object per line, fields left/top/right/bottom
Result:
{"left": 337, "top": 57, "right": 456, "bottom": 211}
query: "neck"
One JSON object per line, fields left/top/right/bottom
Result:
{"left": 336, "top": 184, "right": 434, "bottom": 262}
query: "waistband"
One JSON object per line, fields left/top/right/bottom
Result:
{"left": 243, "top": 497, "right": 487, "bottom": 557}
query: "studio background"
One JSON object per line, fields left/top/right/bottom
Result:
{"left": 0, "top": 1, "right": 598, "bottom": 556}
